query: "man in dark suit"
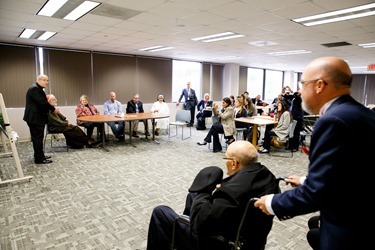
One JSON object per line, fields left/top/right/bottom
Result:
{"left": 23, "top": 74, "right": 59, "bottom": 164}
{"left": 254, "top": 56, "right": 375, "bottom": 249}
{"left": 177, "top": 82, "right": 198, "bottom": 126}
{"left": 126, "top": 93, "right": 150, "bottom": 138}
{"left": 147, "top": 141, "right": 279, "bottom": 250}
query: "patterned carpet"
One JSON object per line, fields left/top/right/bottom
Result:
{"left": 1, "top": 126, "right": 316, "bottom": 250}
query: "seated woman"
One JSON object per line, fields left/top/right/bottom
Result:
{"left": 75, "top": 94, "right": 105, "bottom": 141}
{"left": 259, "top": 101, "right": 292, "bottom": 153}
{"left": 244, "top": 96, "right": 259, "bottom": 141}
{"left": 150, "top": 94, "right": 170, "bottom": 135}
{"left": 195, "top": 93, "right": 213, "bottom": 130}
{"left": 47, "top": 94, "right": 100, "bottom": 148}
{"left": 197, "top": 97, "right": 236, "bottom": 153}
{"left": 234, "top": 95, "right": 248, "bottom": 140}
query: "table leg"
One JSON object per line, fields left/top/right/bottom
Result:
{"left": 252, "top": 124, "right": 259, "bottom": 149}
{"left": 128, "top": 121, "right": 136, "bottom": 148}
{"left": 100, "top": 123, "right": 109, "bottom": 152}
{"left": 151, "top": 118, "right": 160, "bottom": 144}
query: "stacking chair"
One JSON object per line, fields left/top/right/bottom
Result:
{"left": 269, "top": 120, "right": 297, "bottom": 158}
{"left": 168, "top": 110, "right": 191, "bottom": 140}
{"left": 43, "top": 125, "right": 68, "bottom": 152}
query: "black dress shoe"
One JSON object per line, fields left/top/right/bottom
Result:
{"left": 35, "top": 159, "right": 53, "bottom": 164}
{"left": 213, "top": 149, "right": 222, "bottom": 153}
{"left": 227, "top": 138, "right": 235, "bottom": 145}
{"left": 132, "top": 133, "right": 140, "bottom": 138}
{"left": 44, "top": 156, "right": 52, "bottom": 159}
{"left": 197, "top": 141, "right": 207, "bottom": 146}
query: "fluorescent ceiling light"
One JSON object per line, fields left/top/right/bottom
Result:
{"left": 358, "top": 43, "right": 375, "bottom": 48}
{"left": 139, "top": 46, "right": 163, "bottom": 51}
{"left": 19, "top": 28, "right": 36, "bottom": 38}
{"left": 64, "top": 1, "right": 101, "bottom": 21}
{"left": 268, "top": 50, "right": 312, "bottom": 56}
{"left": 139, "top": 46, "right": 174, "bottom": 52}
{"left": 192, "top": 32, "right": 234, "bottom": 41}
{"left": 38, "top": 31, "right": 56, "bottom": 41}
{"left": 148, "top": 47, "right": 174, "bottom": 52}
{"left": 192, "top": 32, "right": 245, "bottom": 42}
{"left": 37, "top": 0, "right": 68, "bottom": 17}
{"left": 249, "top": 41, "right": 278, "bottom": 47}
{"left": 203, "top": 34, "right": 245, "bottom": 43}
{"left": 292, "top": 3, "right": 375, "bottom": 26}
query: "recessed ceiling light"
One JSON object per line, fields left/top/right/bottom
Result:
{"left": 19, "top": 28, "right": 37, "bottom": 38}
{"left": 148, "top": 47, "right": 174, "bottom": 52}
{"left": 192, "top": 32, "right": 245, "bottom": 43}
{"left": 358, "top": 43, "right": 375, "bottom": 48}
{"left": 38, "top": 31, "right": 56, "bottom": 41}
{"left": 268, "top": 50, "right": 312, "bottom": 56}
{"left": 292, "top": 3, "right": 375, "bottom": 26}
{"left": 139, "top": 46, "right": 163, "bottom": 51}
{"left": 37, "top": 0, "right": 68, "bottom": 17}
{"left": 139, "top": 46, "right": 174, "bottom": 52}
{"left": 249, "top": 41, "right": 278, "bottom": 47}
{"left": 64, "top": 1, "right": 101, "bottom": 21}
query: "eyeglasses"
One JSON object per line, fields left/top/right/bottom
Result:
{"left": 223, "top": 157, "right": 234, "bottom": 161}
{"left": 298, "top": 79, "right": 328, "bottom": 89}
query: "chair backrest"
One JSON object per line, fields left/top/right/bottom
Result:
{"left": 175, "top": 109, "right": 190, "bottom": 123}
{"left": 212, "top": 115, "right": 220, "bottom": 124}
{"left": 288, "top": 120, "right": 298, "bottom": 139}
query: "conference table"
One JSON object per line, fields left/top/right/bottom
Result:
{"left": 234, "top": 116, "right": 278, "bottom": 148}
{"left": 77, "top": 113, "right": 169, "bottom": 151}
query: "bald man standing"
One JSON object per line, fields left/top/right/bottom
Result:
{"left": 254, "top": 57, "right": 375, "bottom": 250}
{"left": 23, "top": 75, "right": 59, "bottom": 164}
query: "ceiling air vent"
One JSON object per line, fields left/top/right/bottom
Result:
{"left": 321, "top": 42, "right": 352, "bottom": 48}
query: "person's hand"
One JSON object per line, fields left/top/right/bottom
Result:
{"left": 284, "top": 175, "right": 301, "bottom": 187}
{"left": 176, "top": 102, "right": 180, "bottom": 106}
{"left": 154, "top": 109, "right": 159, "bottom": 113}
{"left": 53, "top": 108, "right": 59, "bottom": 114}
{"left": 254, "top": 196, "right": 271, "bottom": 215}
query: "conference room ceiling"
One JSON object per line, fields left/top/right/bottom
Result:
{"left": 1, "top": 0, "right": 374, "bottom": 74}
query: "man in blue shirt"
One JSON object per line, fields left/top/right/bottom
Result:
{"left": 103, "top": 92, "right": 124, "bottom": 140}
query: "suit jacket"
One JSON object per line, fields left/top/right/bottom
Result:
{"left": 178, "top": 88, "right": 198, "bottom": 106}
{"left": 126, "top": 100, "right": 145, "bottom": 114}
{"left": 190, "top": 163, "right": 280, "bottom": 250}
{"left": 197, "top": 100, "right": 213, "bottom": 112}
{"left": 213, "top": 106, "right": 236, "bottom": 136}
{"left": 23, "top": 82, "right": 55, "bottom": 126}
{"left": 271, "top": 94, "right": 375, "bottom": 250}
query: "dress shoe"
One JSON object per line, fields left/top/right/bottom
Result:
{"left": 187, "top": 123, "right": 192, "bottom": 127}
{"left": 145, "top": 132, "right": 151, "bottom": 137}
{"left": 155, "top": 131, "right": 159, "bottom": 136}
{"left": 35, "top": 159, "right": 53, "bottom": 164}
{"left": 132, "top": 133, "right": 139, "bottom": 138}
{"left": 213, "top": 149, "right": 222, "bottom": 153}
{"left": 44, "top": 156, "right": 52, "bottom": 159}
{"left": 197, "top": 141, "right": 207, "bottom": 146}
{"left": 87, "top": 139, "right": 101, "bottom": 148}
{"left": 227, "top": 138, "right": 235, "bottom": 145}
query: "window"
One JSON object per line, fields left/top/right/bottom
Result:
{"left": 247, "top": 68, "right": 264, "bottom": 99}
{"left": 172, "top": 60, "right": 202, "bottom": 102}
{"left": 264, "top": 70, "right": 283, "bottom": 102}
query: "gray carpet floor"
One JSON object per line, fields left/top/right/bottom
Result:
{"left": 1, "top": 126, "right": 317, "bottom": 250}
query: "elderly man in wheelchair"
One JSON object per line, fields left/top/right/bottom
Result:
{"left": 146, "top": 141, "right": 281, "bottom": 250}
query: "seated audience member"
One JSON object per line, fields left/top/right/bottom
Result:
{"left": 103, "top": 91, "right": 125, "bottom": 141}
{"left": 234, "top": 95, "right": 248, "bottom": 140}
{"left": 126, "top": 93, "right": 150, "bottom": 138}
{"left": 229, "top": 95, "right": 235, "bottom": 106}
{"left": 195, "top": 93, "right": 213, "bottom": 130}
{"left": 47, "top": 94, "right": 100, "bottom": 148}
{"left": 243, "top": 91, "right": 249, "bottom": 99}
{"left": 147, "top": 140, "right": 280, "bottom": 250}
{"left": 252, "top": 95, "right": 268, "bottom": 115}
{"left": 259, "top": 101, "right": 292, "bottom": 153}
{"left": 244, "top": 96, "right": 257, "bottom": 117}
{"left": 75, "top": 94, "right": 105, "bottom": 141}
{"left": 150, "top": 94, "right": 170, "bottom": 135}
{"left": 197, "top": 97, "right": 235, "bottom": 152}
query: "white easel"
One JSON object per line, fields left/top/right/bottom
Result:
{"left": 0, "top": 93, "right": 33, "bottom": 184}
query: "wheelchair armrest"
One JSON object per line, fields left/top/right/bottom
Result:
{"left": 177, "top": 214, "right": 190, "bottom": 226}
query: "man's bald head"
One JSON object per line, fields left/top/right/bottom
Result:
{"left": 227, "top": 141, "right": 258, "bottom": 166}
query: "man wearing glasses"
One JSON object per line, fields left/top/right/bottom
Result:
{"left": 254, "top": 56, "right": 375, "bottom": 250}
{"left": 147, "top": 141, "right": 279, "bottom": 250}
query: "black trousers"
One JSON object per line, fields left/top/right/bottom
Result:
{"left": 188, "top": 105, "right": 196, "bottom": 125}
{"left": 204, "top": 123, "right": 233, "bottom": 151}
{"left": 27, "top": 122, "right": 45, "bottom": 162}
